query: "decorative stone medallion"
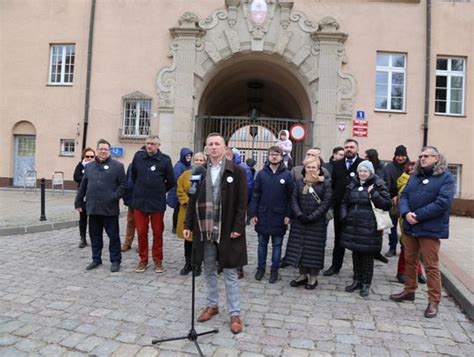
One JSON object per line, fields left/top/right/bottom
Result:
{"left": 250, "top": 0, "right": 267, "bottom": 25}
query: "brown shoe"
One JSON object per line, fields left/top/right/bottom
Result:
{"left": 135, "top": 261, "right": 148, "bottom": 273}
{"left": 154, "top": 261, "right": 165, "bottom": 273}
{"left": 230, "top": 315, "right": 242, "bottom": 334}
{"left": 121, "top": 244, "right": 131, "bottom": 252}
{"left": 197, "top": 306, "right": 219, "bottom": 322}
{"left": 389, "top": 291, "right": 415, "bottom": 302}
{"left": 424, "top": 303, "right": 438, "bottom": 318}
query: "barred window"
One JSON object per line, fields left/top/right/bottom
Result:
{"left": 123, "top": 99, "right": 151, "bottom": 137}
{"left": 49, "top": 45, "right": 75, "bottom": 85}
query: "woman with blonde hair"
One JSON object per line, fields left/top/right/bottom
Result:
{"left": 176, "top": 152, "right": 207, "bottom": 276}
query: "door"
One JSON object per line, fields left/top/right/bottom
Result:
{"left": 13, "top": 135, "right": 36, "bottom": 186}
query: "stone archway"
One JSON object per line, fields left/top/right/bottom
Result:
{"left": 156, "top": 0, "right": 356, "bottom": 160}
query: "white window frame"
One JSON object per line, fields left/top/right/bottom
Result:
{"left": 122, "top": 99, "right": 152, "bottom": 138}
{"left": 435, "top": 57, "right": 466, "bottom": 116}
{"left": 48, "top": 44, "right": 75, "bottom": 85}
{"left": 375, "top": 52, "right": 407, "bottom": 112}
{"left": 60, "top": 139, "right": 75, "bottom": 156}
{"left": 447, "top": 164, "right": 462, "bottom": 198}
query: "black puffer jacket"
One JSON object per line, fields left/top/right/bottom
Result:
{"left": 340, "top": 175, "right": 391, "bottom": 253}
{"left": 286, "top": 178, "right": 332, "bottom": 269}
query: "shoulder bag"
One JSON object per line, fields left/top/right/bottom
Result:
{"left": 369, "top": 194, "right": 393, "bottom": 231}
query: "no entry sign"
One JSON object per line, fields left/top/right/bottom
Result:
{"left": 289, "top": 124, "right": 306, "bottom": 141}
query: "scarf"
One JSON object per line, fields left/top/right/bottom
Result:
{"left": 197, "top": 158, "right": 226, "bottom": 243}
{"left": 302, "top": 170, "right": 323, "bottom": 194}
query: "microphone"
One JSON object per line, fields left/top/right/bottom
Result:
{"left": 189, "top": 165, "right": 207, "bottom": 196}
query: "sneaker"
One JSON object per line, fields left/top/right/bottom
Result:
{"left": 135, "top": 261, "right": 148, "bottom": 273}
{"left": 154, "top": 261, "right": 165, "bottom": 273}
{"left": 255, "top": 268, "right": 265, "bottom": 281}
{"left": 110, "top": 263, "right": 120, "bottom": 273}
{"left": 385, "top": 250, "right": 396, "bottom": 258}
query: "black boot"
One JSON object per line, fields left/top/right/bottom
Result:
{"left": 345, "top": 280, "right": 361, "bottom": 292}
{"left": 360, "top": 284, "right": 370, "bottom": 297}
{"left": 269, "top": 269, "right": 279, "bottom": 283}
{"left": 180, "top": 263, "right": 192, "bottom": 276}
{"left": 79, "top": 236, "right": 87, "bottom": 248}
{"left": 194, "top": 265, "right": 202, "bottom": 277}
{"left": 255, "top": 268, "right": 265, "bottom": 281}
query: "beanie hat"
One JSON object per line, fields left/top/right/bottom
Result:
{"left": 394, "top": 145, "right": 408, "bottom": 157}
{"left": 357, "top": 160, "right": 375, "bottom": 175}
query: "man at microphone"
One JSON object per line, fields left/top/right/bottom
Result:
{"left": 183, "top": 133, "right": 248, "bottom": 335}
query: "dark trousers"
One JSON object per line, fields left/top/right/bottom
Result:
{"left": 352, "top": 251, "right": 374, "bottom": 285}
{"left": 388, "top": 215, "right": 398, "bottom": 251}
{"left": 79, "top": 207, "right": 87, "bottom": 238}
{"left": 184, "top": 240, "right": 192, "bottom": 264}
{"left": 88, "top": 215, "right": 121, "bottom": 264}
{"left": 258, "top": 234, "right": 283, "bottom": 270}
{"left": 331, "top": 209, "right": 345, "bottom": 271}
{"left": 172, "top": 205, "right": 180, "bottom": 230}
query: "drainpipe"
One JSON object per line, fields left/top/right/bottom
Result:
{"left": 82, "top": 0, "right": 96, "bottom": 152}
{"left": 422, "top": 0, "right": 432, "bottom": 147}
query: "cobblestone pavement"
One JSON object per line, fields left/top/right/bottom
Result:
{"left": 0, "top": 213, "right": 473, "bottom": 356}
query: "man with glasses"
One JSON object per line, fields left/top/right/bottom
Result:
{"left": 130, "top": 135, "right": 175, "bottom": 273}
{"left": 390, "top": 146, "right": 454, "bottom": 318}
{"left": 324, "top": 138, "right": 363, "bottom": 276}
{"left": 75, "top": 139, "right": 127, "bottom": 272}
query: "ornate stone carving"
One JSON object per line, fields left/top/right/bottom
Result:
{"left": 225, "top": 29, "right": 241, "bottom": 53}
{"left": 273, "top": 31, "right": 292, "bottom": 55}
{"left": 199, "top": 9, "right": 228, "bottom": 29}
{"left": 319, "top": 16, "right": 339, "bottom": 32}
{"left": 279, "top": 0, "right": 294, "bottom": 29}
{"left": 289, "top": 11, "right": 319, "bottom": 33}
{"left": 292, "top": 44, "right": 311, "bottom": 67}
{"left": 243, "top": 0, "right": 277, "bottom": 40}
{"left": 178, "top": 12, "right": 199, "bottom": 27}
{"left": 205, "top": 41, "right": 222, "bottom": 63}
{"left": 336, "top": 70, "right": 357, "bottom": 118}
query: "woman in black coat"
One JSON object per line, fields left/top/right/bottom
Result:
{"left": 286, "top": 157, "right": 332, "bottom": 290}
{"left": 73, "top": 147, "right": 96, "bottom": 248}
{"left": 341, "top": 160, "right": 391, "bottom": 297}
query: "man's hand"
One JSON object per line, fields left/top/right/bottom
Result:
{"left": 230, "top": 232, "right": 241, "bottom": 239}
{"left": 76, "top": 208, "right": 82, "bottom": 213}
{"left": 183, "top": 229, "right": 191, "bottom": 239}
{"left": 283, "top": 217, "right": 290, "bottom": 225}
{"left": 405, "top": 212, "right": 418, "bottom": 225}
{"left": 251, "top": 217, "right": 258, "bottom": 225}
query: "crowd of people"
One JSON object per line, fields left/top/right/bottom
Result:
{"left": 74, "top": 133, "right": 455, "bottom": 333}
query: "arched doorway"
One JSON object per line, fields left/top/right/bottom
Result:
{"left": 195, "top": 53, "right": 312, "bottom": 166}
{"left": 12, "top": 121, "right": 36, "bottom": 187}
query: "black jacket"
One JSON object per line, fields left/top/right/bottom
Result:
{"left": 384, "top": 161, "right": 405, "bottom": 198}
{"left": 340, "top": 175, "right": 392, "bottom": 253}
{"left": 286, "top": 178, "right": 332, "bottom": 269}
{"left": 249, "top": 162, "right": 294, "bottom": 236}
{"left": 130, "top": 150, "right": 175, "bottom": 213}
{"left": 331, "top": 156, "right": 364, "bottom": 208}
{"left": 74, "top": 157, "right": 127, "bottom": 216}
{"left": 73, "top": 161, "right": 86, "bottom": 188}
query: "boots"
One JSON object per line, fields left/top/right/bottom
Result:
{"left": 194, "top": 265, "right": 202, "bottom": 277}
{"left": 360, "top": 284, "right": 370, "bottom": 297}
{"left": 269, "top": 269, "right": 279, "bottom": 283}
{"left": 180, "top": 262, "right": 192, "bottom": 276}
{"left": 79, "top": 236, "right": 87, "bottom": 249}
{"left": 345, "top": 280, "right": 361, "bottom": 292}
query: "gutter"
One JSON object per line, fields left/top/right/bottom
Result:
{"left": 422, "top": 0, "right": 431, "bottom": 147}
{"left": 82, "top": 0, "right": 96, "bottom": 151}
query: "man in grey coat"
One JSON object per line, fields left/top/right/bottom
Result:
{"left": 75, "top": 139, "right": 127, "bottom": 272}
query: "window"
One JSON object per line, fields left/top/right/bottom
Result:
{"left": 49, "top": 45, "right": 75, "bottom": 85}
{"left": 435, "top": 57, "right": 465, "bottom": 115}
{"left": 60, "top": 139, "right": 75, "bottom": 156}
{"left": 375, "top": 53, "right": 406, "bottom": 112}
{"left": 122, "top": 98, "right": 151, "bottom": 137}
{"left": 448, "top": 164, "right": 462, "bottom": 198}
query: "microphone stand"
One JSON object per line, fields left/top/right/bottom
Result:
{"left": 152, "top": 183, "right": 218, "bottom": 356}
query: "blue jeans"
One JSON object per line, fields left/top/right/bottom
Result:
{"left": 203, "top": 241, "right": 240, "bottom": 316}
{"left": 388, "top": 215, "right": 399, "bottom": 252}
{"left": 257, "top": 234, "right": 283, "bottom": 270}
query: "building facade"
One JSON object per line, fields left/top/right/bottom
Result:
{"left": 1, "top": 0, "right": 473, "bottom": 203}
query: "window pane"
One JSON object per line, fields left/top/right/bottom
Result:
{"left": 451, "top": 76, "right": 463, "bottom": 89}
{"left": 392, "top": 55, "right": 405, "bottom": 68}
{"left": 391, "top": 97, "right": 403, "bottom": 110}
{"left": 436, "top": 75, "right": 447, "bottom": 88}
{"left": 375, "top": 97, "right": 388, "bottom": 110}
{"left": 451, "top": 88, "right": 463, "bottom": 102}
{"left": 450, "top": 101, "right": 462, "bottom": 115}
{"left": 435, "top": 100, "right": 446, "bottom": 113}
{"left": 376, "top": 71, "right": 388, "bottom": 84}
{"left": 376, "top": 84, "right": 388, "bottom": 97}
{"left": 435, "top": 88, "right": 447, "bottom": 100}
{"left": 392, "top": 72, "right": 404, "bottom": 85}
{"left": 376, "top": 54, "right": 389, "bottom": 67}
{"left": 436, "top": 58, "right": 448, "bottom": 70}
{"left": 391, "top": 85, "right": 404, "bottom": 98}
{"left": 451, "top": 59, "right": 464, "bottom": 72}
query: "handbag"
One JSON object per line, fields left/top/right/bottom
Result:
{"left": 308, "top": 187, "right": 333, "bottom": 223}
{"left": 369, "top": 195, "right": 393, "bottom": 231}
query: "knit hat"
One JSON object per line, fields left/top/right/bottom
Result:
{"left": 394, "top": 145, "right": 408, "bottom": 157}
{"left": 357, "top": 160, "right": 375, "bottom": 175}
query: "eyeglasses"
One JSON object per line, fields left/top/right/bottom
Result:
{"left": 97, "top": 148, "right": 109, "bottom": 152}
{"left": 269, "top": 153, "right": 282, "bottom": 157}
{"left": 85, "top": 155, "right": 95, "bottom": 158}
{"left": 419, "top": 154, "right": 437, "bottom": 159}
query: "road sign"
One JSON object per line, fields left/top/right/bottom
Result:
{"left": 289, "top": 124, "right": 306, "bottom": 142}
{"left": 352, "top": 120, "right": 368, "bottom": 137}
{"left": 356, "top": 111, "right": 366, "bottom": 120}
{"left": 111, "top": 147, "right": 124, "bottom": 157}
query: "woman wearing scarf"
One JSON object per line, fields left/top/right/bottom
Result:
{"left": 286, "top": 157, "right": 332, "bottom": 290}
{"left": 73, "top": 147, "right": 96, "bottom": 248}
{"left": 341, "top": 160, "right": 391, "bottom": 297}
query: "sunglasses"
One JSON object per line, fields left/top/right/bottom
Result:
{"left": 418, "top": 154, "right": 437, "bottom": 159}
{"left": 85, "top": 155, "right": 95, "bottom": 158}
